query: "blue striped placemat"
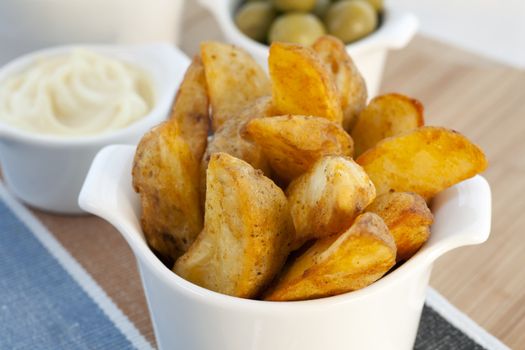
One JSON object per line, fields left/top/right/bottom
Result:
{"left": 0, "top": 184, "right": 153, "bottom": 350}
{"left": 0, "top": 183, "right": 509, "bottom": 350}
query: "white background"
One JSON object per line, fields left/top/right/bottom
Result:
{"left": 390, "top": 0, "right": 525, "bottom": 68}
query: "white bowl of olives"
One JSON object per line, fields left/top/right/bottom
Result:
{"left": 198, "top": 0, "right": 418, "bottom": 96}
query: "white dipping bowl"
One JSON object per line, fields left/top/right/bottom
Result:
{"left": 198, "top": 0, "right": 419, "bottom": 97}
{"left": 0, "top": 44, "right": 190, "bottom": 214}
{"left": 79, "top": 145, "right": 492, "bottom": 350}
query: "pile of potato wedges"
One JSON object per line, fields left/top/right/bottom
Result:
{"left": 132, "top": 35, "right": 487, "bottom": 301}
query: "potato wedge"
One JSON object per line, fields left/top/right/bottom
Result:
{"left": 132, "top": 121, "right": 202, "bottom": 261}
{"left": 352, "top": 93, "right": 424, "bottom": 157}
{"left": 312, "top": 35, "right": 367, "bottom": 132}
{"left": 287, "top": 156, "right": 375, "bottom": 246}
{"left": 201, "top": 42, "right": 271, "bottom": 130}
{"left": 356, "top": 127, "right": 488, "bottom": 199}
{"left": 132, "top": 58, "right": 210, "bottom": 261}
{"left": 174, "top": 153, "right": 293, "bottom": 298}
{"left": 366, "top": 192, "right": 433, "bottom": 261}
{"left": 269, "top": 42, "right": 343, "bottom": 124}
{"left": 200, "top": 96, "right": 273, "bottom": 201}
{"left": 201, "top": 97, "right": 273, "bottom": 176}
{"left": 169, "top": 55, "right": 209, "bottom": 161}
{"left": 264, "top": 213, "right": 396, "bottom": 301}
{"left": 243, "top": 115, "right": 353, "bottom": 183}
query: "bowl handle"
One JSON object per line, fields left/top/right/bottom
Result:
{"left": 78, "top": 144, "right": 138, "bottom": 221}
{"left": 419, "top": 175, "right": 492, "bottom": 265}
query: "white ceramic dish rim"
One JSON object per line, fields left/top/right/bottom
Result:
{"left": 79, "top": 144, "right": 492, "bottom": 311}
{"left": 0, "top": 43, "right": 186, "bottom": 147}
{"left": 198, "top": 0, "right": 419, "bottom": 56}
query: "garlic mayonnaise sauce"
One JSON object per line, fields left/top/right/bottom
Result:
{"left": 0, "top": 49, "right": 154, "bottom": 136}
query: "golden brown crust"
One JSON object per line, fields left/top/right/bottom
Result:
{"left": 132, "top": 57, "right": 211, "bottom": 261}
{"left": 243, "top": 115, "right": 353, "bottom": 183}
{"left": 201, "top": 42, "right": 271, "bottom": 131}
{"left": 312, "top": 35, "right": 367, "bottom": 132}
{"left": 269, "top": 42, "right": 343, "bottom": 124}
{"left": 264, "top": 213, "right": 396, "bottom": 301}
{"left": 351, "top": 93, "right": 424, "bottom": 157}
{"left": 200, "top": 96, "right": 274, "bottom": 202}
{"left": 356, "top": 126, "right": 488, "bottom": 199}
{"left": 174, "top": 153, "right": 294, "bottom": 298}
{"left": 169, "top": 55, "right": 210, "bottom": 162}
{"left": 287, "top": 156, "right": 376, "bottom": 246}
{"left": 366, "top": 192, "right": 433, "bottom": 261}
{"left": 132, "top": 121, "right": 203, "bottom": 261}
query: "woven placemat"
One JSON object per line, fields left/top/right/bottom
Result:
{"left": 0, "top": 184, "right": 509, "bottom": 350}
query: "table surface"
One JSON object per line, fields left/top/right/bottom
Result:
{"left": 26, "top": 2, "right": 525, "bottom": 349}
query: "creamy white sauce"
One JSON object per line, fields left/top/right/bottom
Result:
{"left": 0, "top": 49, "right": 154, "bottom": 136}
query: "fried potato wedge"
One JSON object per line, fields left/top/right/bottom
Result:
{"left": 352, "top": 93, "right": 424, "bottom": 157}
{"left": 243, "top": 115, "right": 353, "bottom": 183}
{"left": 366, "top": 192, "right": 433, "bottom": 261}
{"left": 200, "top": 96, "right": 273, "bottom": 201}
{"left": 132, "top": 121, "right": 202, "bottom": 261}
{"left": 356, "top": 127, "right": 488, "bottom": 199}
{"left": 132, "top": 58, "right": 210, "bottom": 261}
{"left": 269, "top": 42, "right": 343, "bottom": 124}
{"left": 312, "top": 35, "right": 367, "bottom": 132}
{"left": 174, "top": 153, "right": 293, "bottom": 298}
{"left": 169, "top": 55, "right": 210, "bottom": 161}
{"left": 264, "top": 213, "right": 396, "bottom": 301}
{"left": 201, "top": 42, "right": 271, "bottom": 130}
{"left": 201, "top": 97, "right": 273, "bottom": 177}
{"left": 287, "top": 156, "right": 375, "bottom": 246}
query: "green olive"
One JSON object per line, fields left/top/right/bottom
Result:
{"left": 272, "top": 0, "right": 316, "bottom": 12}
{"left": 269, "top": 13, "right": 326, "bottom": 46}
{"left": 235, "top": 2, "right": 276, "bottom": 42}
{"left": 325, "top": 0, "right": 377, "bottom": 43}
{"left": 312, "top": 0, "right": 331, "bottom": 17}
{"left": 364, "top": 0, "right": 383, "bottom": 11}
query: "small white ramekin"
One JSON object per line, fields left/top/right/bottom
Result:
{"left": 79, "top": 144, "right": 492, "bottom": 350}
{"left": 0, "top": 44, "right": 190, "bottom": 214}
{"left": 198, "top": 0, "right": 419, "bottom": 97}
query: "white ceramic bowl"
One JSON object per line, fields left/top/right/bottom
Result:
{"left": 0, "top": 44, "right": 190, "bottom": 214}
{"left": 79, "top": 144, "right": 492, "bottom": 350}
{"left": 198, "top": 0, "right": 419, "bottom": 97}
